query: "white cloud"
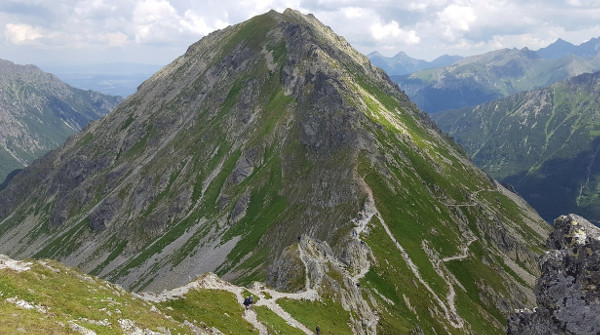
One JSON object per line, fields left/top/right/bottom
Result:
{"left": 102, "top": 31, "right": 129, "bottom": 47}
{"left": 1, "top": 0, "right": 599, "bottom": 65}
{"left": 181, "top": 10, "right": 229, "bottom": 36}
{"left": 342, "top": 7, "right": 365, "bottom": 19}
{"left": 437, "top": 4, "right": 476, "bottom": 40}
{"left": 370, "top": 20, "right": 420, "bottom": 44}
{"left": 132, "top": 0, "right": 180, "bottom": 43}
{"left": 5, "top": 23, "right": 45, "bottom": 45}
{"left": 73, "top": 0, "right": 117, "bottom": 18}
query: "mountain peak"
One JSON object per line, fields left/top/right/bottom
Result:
{"left": 392, "top": 50, "right": 409, "bottom": 58}
{"left": 367, "top": 51, "right": 383, "bottom": 58}
{"left": 0, "top": 10, "right": 550, "bottom": 334}
{"left": 552, "top": 37, "right": 573, "bottom": 46}
{"left": 537, "top": 37, "right": 578, "bottom": 59}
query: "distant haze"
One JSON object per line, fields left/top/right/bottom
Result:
{"left": 41, "top": 63, "right": 163, "bottom": 97}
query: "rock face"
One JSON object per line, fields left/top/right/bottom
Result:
{"left": 507, "top": 214, "right": 600, "bottom": 334}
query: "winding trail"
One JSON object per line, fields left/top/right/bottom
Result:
{"left": 139, "top": 269, "right": 314, "bottom": 335}
{"left": 360, "top": 182, "right": 465, "bottom": 329}
{"left": 442, "top": 237, "right": 477, "bottom": 262}
{"left": 137, "top": 181, "right": 492, "bottom": 333}
{"left": 242, "top": 309, "right": 268, "bottom": 335}
{"left": 377, "top": 214, "right": 464, "bottom": 328}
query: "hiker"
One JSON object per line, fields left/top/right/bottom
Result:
{"left": 243, "top": 297, "right": 251, "bottom": 310}
{"left": 316, "top": 325, "right": 320, "bottom": 334}
{"left": 249, "top": 295, "right": 254, "bottom": 309}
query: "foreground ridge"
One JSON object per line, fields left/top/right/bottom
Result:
{"left": 507, "top": 214, "right": 600, "bottom": 334}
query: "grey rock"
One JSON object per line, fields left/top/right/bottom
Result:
{"left": 507, "top": 214, "right": 600, "bottom": 335}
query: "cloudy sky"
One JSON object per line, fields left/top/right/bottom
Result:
{"left": 2, "top": 0, "right": 600, "bottom": 69}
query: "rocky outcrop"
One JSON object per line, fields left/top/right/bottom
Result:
{"left": 507, "top": 214, "right": 600, "bottom": 334}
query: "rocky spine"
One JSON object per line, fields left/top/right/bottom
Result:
{"left": 507, "top": 214, "right": 600, "bottom": 334}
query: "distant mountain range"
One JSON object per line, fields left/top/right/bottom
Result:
{"left": 388, "top": 37, "right": 600, "bottom": 113}
{"left": 432, "top": 71, "right": 600, "bottom": 224}
{"left": 0, "top": 59, "right": 122, "bottom": 184}
{"left": 536, "top": 37, "right": 600, "bottom": 59}
{"left": 367, "top": 51, "right": 462, "bottom": 75}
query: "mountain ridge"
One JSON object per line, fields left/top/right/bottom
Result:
{"left": 536, "top": 36, "right": 600, "bottom": 59}
{"left": 0, "top": 58, "right": 122, "bottom": 183}
{"left": 393, "top": 44, "right": 600, "bottom": 113}
{"left": 431, "top": 70, "right": 600, "bottom": 223}
{"left": 0, "top": 9, "right": 550, "bottom": 334}
{"left": 367, "top": 51, "right": 462, "bottom": 75}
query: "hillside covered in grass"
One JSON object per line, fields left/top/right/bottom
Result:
{"left": 432, "top": 71, "right": 600, "bottom": 224}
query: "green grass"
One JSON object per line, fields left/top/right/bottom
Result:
{"left": 0, "top": 260, "right": 185, "bottom": 334}
{"left": 34, "top": 218, "right": 90, "bottom": 258}
{"left": 89, "top": 239, "right": 128, "bottom": 276}
{"left": 160, "top": 289, "right": 258, "bottom": 334}
{"left": 362, "top": 216, "right": 443, "bottom": 334}
{"left": 218, "top": 12, "right": 278, "bottom": 59}
{"left": 123, "top": 133, "right": 148, "bottom": 158}
{"left": 120, "top": 115, "right": 136, "bottom": 130}
{"left": 217, "top": 155, "right": 288, "bottom": 280}
{"left": 277, "top": 298, "right": 353, "bottom": 335}
{"left": 255, "top": 306, "right": 305, "bottom": 335}
{"left": 445, "top": 241, "right": 507, "bottom": 325}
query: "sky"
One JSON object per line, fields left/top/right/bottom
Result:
{"left": 2, "top": 0, "right": 600, "bottom": 70}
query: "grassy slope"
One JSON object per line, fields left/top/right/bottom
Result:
{"left": 1, "top": 259, "right": 268, "bottom": 334}
{"left": 433, "top": 72, "right": 600, "bottom": 222}
{"left": 351, "top": 67, "right": 548, "bottom": 333}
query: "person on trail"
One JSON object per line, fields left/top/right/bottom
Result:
{"left": 249, "top": 295, "right": 254, "bottom": 309}
{"left": 243, "top": 297, "right": 251, "bottom": 310}
{"left": 316, "top": 325, "right": 320, "bottom": 334}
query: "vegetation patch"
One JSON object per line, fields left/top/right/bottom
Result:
{"left": 277, "top": 297, "right": 353, "bottom": 335}
{"left": 160, "top": 289, "right": 257, "bottom": 334}
{"left": 255, "top": 305, "right": 305, "bottom": 335}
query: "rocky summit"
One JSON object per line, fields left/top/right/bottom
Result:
{"left": 507, "top": 214, "right": 600, "bottom": 334}
{"left": 0, "top": 9, "right": 551, "bottom": 334}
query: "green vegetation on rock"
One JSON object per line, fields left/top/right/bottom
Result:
{"left": 432, "top": 71, "right": 600, "bottom": 223}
